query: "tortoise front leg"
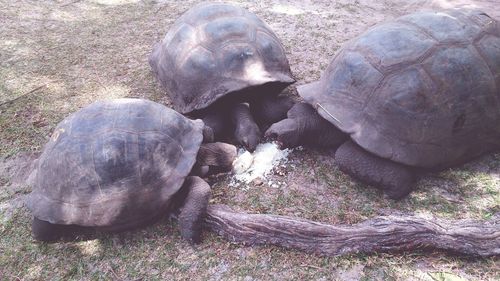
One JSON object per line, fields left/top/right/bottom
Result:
{"left": 177, "top": 176, "right": 211, "bottom": 244}
{"left": 265, "top": 103, "right": 347, "bottom": 148}
{"left": 335, "top": 140, "right": 417, "bottom": 199}
{"left": 231, "top": 103, "right": 262, "bottom": 152}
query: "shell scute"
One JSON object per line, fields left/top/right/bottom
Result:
{"left": 298, "top": 9, "right": 500, "bottom": 168}
{"left": 351, "top": 23, "right": 435, "bottom": 69}
{"left": 475, "top": 34, "right": 500, "bottom": 90}
{"left": 255, "top": 30, "right": 288, "bottom": 69}
{"left": 27, "top": 99, "right": 204, "bottom": 227}
{"left": 149, "top": 3, "right": 294, "bottom": 114}
{"left": 182, "top": 2, "right": 242, "bottom": 25}
{"left": 201, "top": 17, "right": 254, "bottom": 46}
{"left": 399, "top": 11, "right": 482, "bottom": 42}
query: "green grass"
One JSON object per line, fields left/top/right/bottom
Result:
{"left": 1, "top": 0, "right": 499, "bottom": 280}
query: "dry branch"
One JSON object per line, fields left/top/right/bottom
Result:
{"left": 0, "top": 85, "right": 45, "bottom": 107}
{"left": 205, "top": 204, "right": 499, "bottom": 257}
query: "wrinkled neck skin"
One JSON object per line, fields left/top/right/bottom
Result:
{"left": 315, "top": 128, "right": 348, "bottom": 149}
{"left": 293, "top": 103, "right": 348, "bottom": 148}
{"left": 231, "top": 103, "right": 252, "bottom": 125}
{"left": 188, "top": 83, "right": 292, "bottom": 151}
{"left": 230, "top": 103, "right": 262, "bottom": 151}
{"left": 302, "top": 116, "right": 347, "bottom": 148}
{"left": 188, "top": 81, "right": 290, "bottom": 119}
{"left": 190, "top": 102, "right": 233, "bottom": 141}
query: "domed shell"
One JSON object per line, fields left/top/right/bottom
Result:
{"left": 298, "top": 9, "right": 500, "bottom": 168}
{"left": 26, "top": 99, "right": 204, "bottom": 228}
{"left": 149, "top": 2, "right": 295, "bottom": 114}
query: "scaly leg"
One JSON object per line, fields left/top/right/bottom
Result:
{"left": 177, "top": 176, "right": 211, "bottom": 244}
{"left": 335, "top": 140, "right": 417, "bottom": 199}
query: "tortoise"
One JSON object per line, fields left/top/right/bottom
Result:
{"left": 25, "top": 98, "right": 237, "bottom": 242}
{"left": 149, "top": 2, "right": 295, "bottom": 151}
{"left": 266, "top": 9, "right": 500, "bottom": 199}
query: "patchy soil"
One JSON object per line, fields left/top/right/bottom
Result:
{"left": 0, "top": 153, "right": 37, "bottom": 226}
{"left": 1, "top": 0, "right": 499, "bottom": 280}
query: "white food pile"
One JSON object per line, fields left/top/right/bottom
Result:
{"left": 230, "top": 142, "right": 291, "bottom": 186}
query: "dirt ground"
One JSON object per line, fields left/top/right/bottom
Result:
{"left": 1, "top": 0, "right": 499, "bottom": 280}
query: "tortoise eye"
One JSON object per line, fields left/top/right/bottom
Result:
{"left": 452, "top": 113, "right": 466, "bottom": 134}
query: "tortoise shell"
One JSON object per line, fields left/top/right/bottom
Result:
{"left": 26, "top": 99, "right": 204, "bottom": 228}
{"left": 299, "top": 9, "right": 500, "bottom": 168}
{"left": 149, "top": 2, "right": 295, "bottom": 114}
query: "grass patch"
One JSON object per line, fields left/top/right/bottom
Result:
{"left": 1, "top": 0, "right": 498, "bottom": 280}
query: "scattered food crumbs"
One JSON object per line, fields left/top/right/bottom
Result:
{"left": 230, "top": 142, "right": 291, "bottom": 186}
{"left": 232, "top": 150, "right": 253, "bottom": 174}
